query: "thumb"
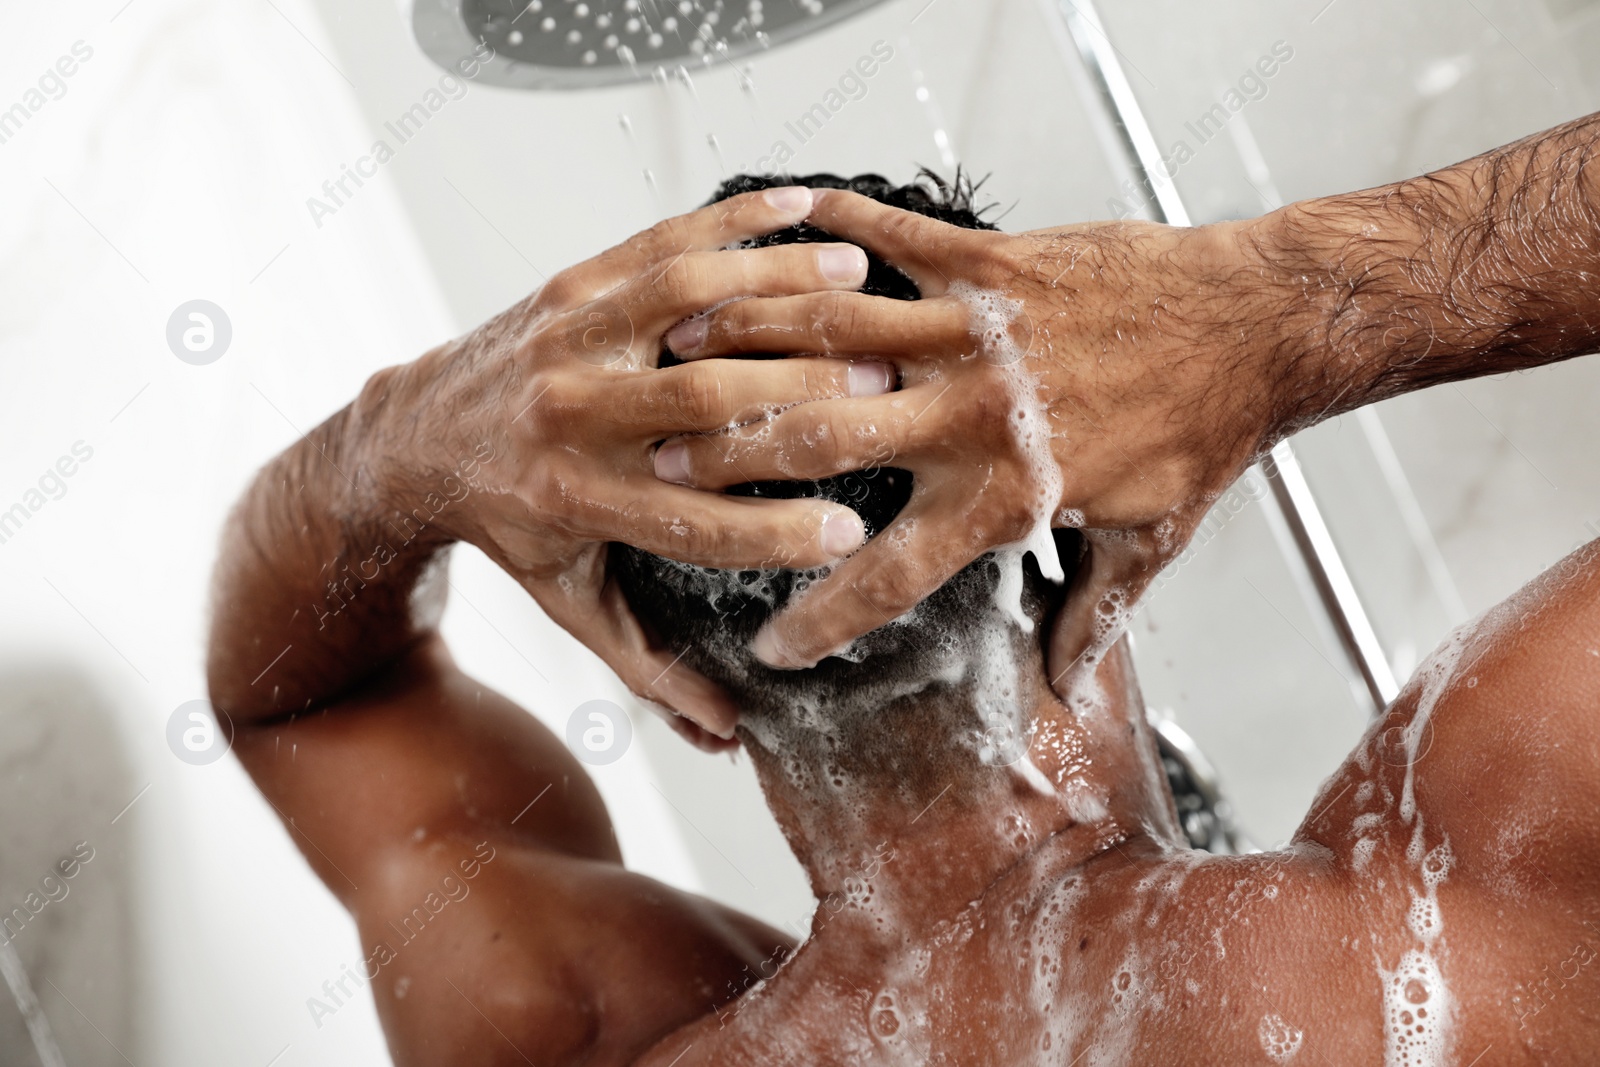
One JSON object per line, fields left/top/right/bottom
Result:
{"left": 597, "top": 577, "right": 743, "bottom": 738}
{"left": 638, "top": 695, "right": 742, "bottom": 754}
{"left": 528, "top": 562, "right": 743, "bottom": 741}
{"left": 1046, "top": 528, "right": 1169, "bottom": 709}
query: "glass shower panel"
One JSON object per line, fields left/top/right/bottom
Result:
{"left": 1085, "top": 0, "right": 1598, "bottom": 842}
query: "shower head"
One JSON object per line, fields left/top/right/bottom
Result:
{"left": 411, "top": 0, "right": 898, "bottom": 90}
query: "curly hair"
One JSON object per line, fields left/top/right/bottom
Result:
{"left": 611, "top": 173, "right": 1070, "bottom": 758}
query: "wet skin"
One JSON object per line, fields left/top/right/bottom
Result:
{"left": 211, "top": 115, "right": 1600, "bottom": 1065}
{"left": 235, "top": 541, "right": 1600, "bottom": 1067}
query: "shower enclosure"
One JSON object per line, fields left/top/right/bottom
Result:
{"left": 389, "top": 0, "right": 1594, "bottom": 866}
{"left": 5, "top": 0, "right": 1598, "bottom": 1062}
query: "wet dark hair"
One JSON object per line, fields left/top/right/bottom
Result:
{"left": 664, "top": 171, "right": 1000, "bottom": 540}
{"left": 612, "top": 172, "right": 1074, "bottom": 736}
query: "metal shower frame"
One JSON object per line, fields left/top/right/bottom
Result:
{"left": 1053, "top": 0, "right": 1400, "bottom": 715}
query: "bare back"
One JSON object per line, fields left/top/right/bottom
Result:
{"left": 237, "top": 543, "right": 1600, "bottom": 1067}
{"left": 638, "top": 544, "right": 1600, "bottom": 1066}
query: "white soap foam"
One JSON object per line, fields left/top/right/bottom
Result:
{"left": 1352, "top": 811, "right": 1385, "bottom": 835}
{"left": 1015, "top": 754, "right": 1057, "bottom": 796}
{"left": 1379, "top": 949, "right": 1453, "bottom": 1067}
{"left": 1057, "top": 582, "right": 1142, "bottom": 720}
{"left": 1375, "top": 826, "right": 1456, "bottom": 1067}
{"left": 1257, "top": 1013, "right": 1304, "bottom": 1063}
{"left": 992, "top": 547, "right": 1034, "bottom": 632}
{"left": 949, "top": 281, "right": 1066, "bottom": 589}
{"left": 1063, "top": 782, "right": 1109, "bottom": 825}
{"left": 1397, "top": 621, "right": 1476, "bottom": 822}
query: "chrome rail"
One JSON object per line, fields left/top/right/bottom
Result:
{"left": 1051, "top": 0, "right": 1398, "bottom": 713}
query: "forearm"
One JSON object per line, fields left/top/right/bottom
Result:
{"left": 1249, "top": 110, "right": 1600, "bottom": 430}
{"left": 206, "top": 362, "right": 486, "bottom": 724}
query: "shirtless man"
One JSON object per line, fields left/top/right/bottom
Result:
{"left": 207, "top": 113, "right": 1600, "bottom": 1065}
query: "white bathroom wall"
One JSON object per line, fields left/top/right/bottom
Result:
{"left": 5, "top": 0, "right": 1600, "bottom": 1062}
{"left": 0, "top": 1, "right": 700, "bottom": 1063}
{"left": 1093, "top": 0, "right": 1600, "bottom": 847}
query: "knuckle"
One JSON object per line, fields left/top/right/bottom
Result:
{"left": 799, "top": 363, "right": 833, "bottom": 402}
{"left": 518, "top": 465, "right": 567, "bottom": 529}
{"left": 974, "top": 248, "right": 1016, "bottom": 289}
{"left": 678, "top": 517, "right": 724, "bottom": 561}
{"left": 968, "top": 379, "right": 1021, "bottom": 441}
{"left": 882, "top": 210, "right": 920, "bottom": 245}
{"left": 990, "top": 492, "right": 1037, "bottom": 541}
{"left": 859, "top": 562, "right": 921, "bottom": 612}
{"left": 671, "top": 366, "right": 725, "bottom": 426}
{"left": 646, "top": 216, "right": 692, "bottom": 254}
{"left": 970, "top": 374, "right": 1011, "bottom": 415}
{"left": 539, "top": 269, "right": 583, "bottom": 309}
{"left": 525, "top": 373, "right": 573, "bottom": 428}
{"left": 652, "top": 261, "right": 692, "bottom": 308}
{"left": 955, "top": 310, "right": 986, "bottom": 353}
{"left": 812, "top": 293, "right": 858, "bottom": 347}
{"left": 708, "top": 301, "right": 751, "bottom": 345}
{"left": 796, "top": 409, "right": 850, "bottom": 469}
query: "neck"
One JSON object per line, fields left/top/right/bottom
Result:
{"left": 739, "top": 640, "right": 1180, "bottom": 932}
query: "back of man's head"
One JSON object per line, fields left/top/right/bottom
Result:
{"left": 613, "top": 173, "right": 1074, "bottom": 770}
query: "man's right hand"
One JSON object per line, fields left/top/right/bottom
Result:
{"left": 370, "top": 186, "right": 901, "bottom": 736}
{"left": 209, "top": 187, "right": 894, "bottom": 741}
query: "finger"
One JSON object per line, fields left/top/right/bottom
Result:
{"left": 641, "top": 696, "right": 742, "bottom": 754}
{"left": 751, "top": 493, "right": 990, "bottom": 669}
{"left": 654, "top": 389, "right": 934, "bottom": 490}
{"left": 1045, "top": 530, "right": 1168, "bottom": 705}
{"left": 572, "top": 481, "right": 870, "bottom": 569}
{"left": 618, "top": 242, "right": 870, "bottom": 335}
{"left": 806, "top": 188, "right": 977, "bottom": 296}
{"left": 617, "top": 355, "right": 896, "bottom": 436}
{"left": 595, "top": 579, "right": 743, "bottom": 738}
{"left": 526, "top": 550, "right": 742, "bottom": 737}
{"left": 551, "top": 186, "right": 819, "bottom": 304}
{"left": 666, "top": 291, "right": 971, "bottom": 361}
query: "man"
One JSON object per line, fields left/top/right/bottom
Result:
{"left": 209, "top": 115, "right": 1600, "bottom": 1065}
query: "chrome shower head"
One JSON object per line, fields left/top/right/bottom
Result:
{"left": 411, "top": 0, "right": 897, "bottom": 90}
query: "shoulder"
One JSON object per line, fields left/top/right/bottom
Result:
{"left": 1383, "top": 543, "right": 1600, "bottom": 891}
{"left": 352, "top": 830, "right": 792, "bottom": 1067}
{"left": 1292, "top": 542, "right": 1600, "bottom": 987}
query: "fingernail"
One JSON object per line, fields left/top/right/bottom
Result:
{"left": 818, "top": 245, "right": 867, "bottom": 283}
{"left": 819, "top": 509, "right": 865, "bottom": 557}
{"left": 654, "top": 439, "right": 690, "bottom": 483}
{"left": 765, "top": 185, "right": 813, "bottom": 215}
{"left": 848, "top": 361, "right": 895, "bottom": 397}
{"left": 667, "top": 316, "right": 708, "bottom": 354}
{"left": 752, "top": 626, "right": 799, "bottom": 669}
